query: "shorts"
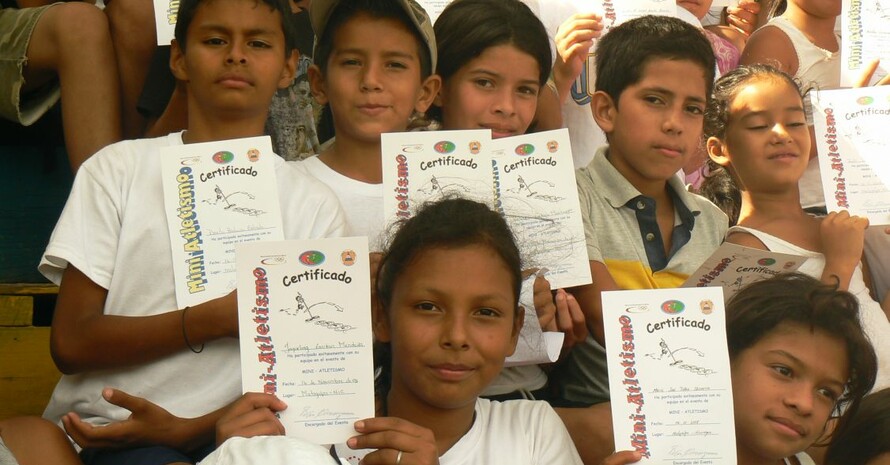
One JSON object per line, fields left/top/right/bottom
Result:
{"left": 0, "top": 5, "right": 62, "bottom": 125}
{"left": 80, "top": 443, "right": 215, "bottom": 465}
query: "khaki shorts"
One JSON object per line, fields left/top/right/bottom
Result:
{"left": 0, "top": 5, "right": 62, "bottom": 126}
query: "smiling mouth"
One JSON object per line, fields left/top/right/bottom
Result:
{"left": 768, "top": 152, "right": 798, "bottom": 160}
{"left": 430, "top": 364, "right": 475, "bottom": 381}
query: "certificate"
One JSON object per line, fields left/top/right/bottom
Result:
{"left": 812, "top": 87, "right": 890, "bottom": 225}
{"left": 840, "top": 0, "right": 890, "bottom": 87}
{"left": 381, "top": 129, "right": 493, "bottom": 226}
{"left": 153, "top": 0, "right": 177, "bottom": 46}
{"left": 492, "top": 129, "right": 591, "bottom": 289}
{"left": 161, "top": 136, "right": 284, "bottom": 308}
{"left": 604, "top": 287, "right": 736, "bottom": 464}
{"left": 682, "top": 243, "right": 805, "bottom": 300}
{"left": 415, "top": 0, "right": 451, "bottom": 23}
{"left": 236, "top": 237, "right": 375, "bottom": 445}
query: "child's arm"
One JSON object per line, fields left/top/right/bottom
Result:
{"left": 553, "top": 13, "right": 603, "bottom": 105}
{"left": 739, "top": 24, "right": 798, "bottom": 76}
{"left": 820, "top": 211, "right": 869, "bottom": 291}
{"left": 346, "top": 417, "right": 439, "bottom": 465}
{"left": 568, "top": 261, "right": 619, "bottom": 347}
{"left": 51, "top": 265, "right": 238, "bottom": 374}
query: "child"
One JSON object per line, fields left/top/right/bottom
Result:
{"left": 824, "top": 388, "right": 890, "bottom": 465}
{"left": 604, "top": 272, "right": 878, "bottom": 465}
{"left": 38, "top": 0, "right": 345, "bottom": 463}
{"left": 703, "top": 64, "right": 890, "bottom": 390}
{"left": 0, "top": 417, "right": 82, "bottom": 465}
{"left": 201, "top": 198, "right": 585, "bottom": 464}
{"left": 554, "top": 15, "right": 727, "bottom": 407}
{"left": 0, "top": 2, "right": 121, "bottom": 171}
{"left": 299, "top": 0, "right": 440, "bottom": 246}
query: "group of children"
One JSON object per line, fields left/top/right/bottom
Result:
{"left": 1, "top": 0, "right": 888, "bottom": 464}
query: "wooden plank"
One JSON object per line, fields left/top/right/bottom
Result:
{"left": 0, "top": 296, "right": 33, "bottom": 326}
{"left": 0, "top": 327, "right": 60, "bottom": 419}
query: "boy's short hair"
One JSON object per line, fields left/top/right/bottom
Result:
{"left": 174, "top": 0, "right": 298, "bottom": 55}
{"left": 310, "top": 0, "right": 436, "bottom": 78}
{"left": 595, "top": 15, "right": 715, "bottom": 104}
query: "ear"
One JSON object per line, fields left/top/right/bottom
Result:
{"left": 278, "top": 49, "right": 299, "bottom": 90}
{"left": 170, "top": 39, "right": 189, "bottom": 82}
{"left": 589, "top": 90, "right": 618, "bottom": 134}
{"left": 307, "top": 64, "right": 328, "bottom": 105}
{"left": 706, "top": 136, "right": 731, "bottom": 168}
{"left": 505, "top": 306, "right": 524, "bottom": 357}
{"left": 416, "top": 75, "right": 443, "bottom": 113}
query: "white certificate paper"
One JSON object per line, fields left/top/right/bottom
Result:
{"left": 381, "top": 129, "right": 493, "bottom": 225}
{"left": 161, "top": 136, "right": 284, "bottom": 308}
{"left": 604, "top": 288, "right": 736, "bottom": 464}
{"left": 236, "top": 237, "right": 374, "bottom": 445}
{"left": 153, "top": 0, "right": 177, "bottom": 46}
{"left": 682, "top": 243, "right": 805, "bottom": 300}
{"left": 841, "top": 0, "right": 890, "bottom": 87}
{"left": 416, "top": 0, "right": 451, "bottom": 23}
{"left": 812, "top": 87, "right": 890, "bottom": 225}
{"left": 492, "top": 129, "right": 591, "bottom": 289}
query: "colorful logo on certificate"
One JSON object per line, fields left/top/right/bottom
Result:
{"left": 757, "top": 258, "right": 776, "bottom": 266}
{"left": 661, "top": 300, "right": 685, "bottom": 314}
{"left": 247, "top": 148, "right": 260, "bottom": 162}
{"left": 514, "top": 143, "right": 535, "bottom": 156}
{"left": 469, "top": 140, "right": 481, "bottom": 155}
{"left": 700, "top": 300, "right": 714, "bottom": 315}
{"left": 260, "top": 255, "right": 287, "bottom": 265}
{"left": 856, "top": 96, "right": 874, "bottom": 105}
{"left": 434, "top": 141, "right": 456, "bottom": 154}
{"left": 212, "top": 151, "right": 235, "bottom": 164}
{"left": 547, "top": 140, "right": 559, "bottom": 153}
{"left": 299, "top": 250, "right": 325, "bottom": 266}
{"left": 341, "top": 250, "right": 356, "bottom": 266}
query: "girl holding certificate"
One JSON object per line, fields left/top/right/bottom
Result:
{"left": 702, "top": 64, "right": 890, "bottom": 391}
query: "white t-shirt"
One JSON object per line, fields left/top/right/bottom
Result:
{"left": 39, "top": 131, "right": 347, "bottom": 425}
{"left": 293, "top": 156, "right": 386, "bottom": 251}
{"left": 334, "top": 399, "right": 583, "bottom": 465}
{"left": 520, "top": 0, "right": 607, "bottom": 169}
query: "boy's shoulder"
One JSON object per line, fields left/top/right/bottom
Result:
{"left": 79, "top": 132, "right": 183, "bottom": 177}
{"left": 277, "top": 159, "right": 348, "bottom": 239}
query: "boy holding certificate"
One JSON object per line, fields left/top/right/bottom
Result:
{"left": 37, "top": 0, "right": 345, "bottom": 463}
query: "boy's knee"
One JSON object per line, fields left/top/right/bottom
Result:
{"left": 43, "top": 3, "right": 111, "bottom": 46}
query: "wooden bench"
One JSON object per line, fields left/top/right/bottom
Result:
{"left": 0, "top": 284, "right": 60, "bottom": 420}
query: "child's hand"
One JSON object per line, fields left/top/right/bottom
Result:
{"left": 215, "top": 392, "right": 287, "bottom": 446}
{"left": 348, "top": 417, "right": 439, "bottom": 465}
{"left": 821, "top": 211, "right": 869, "bottom": 289}
{"left": 853, "top": 59, "right": 890, "bottom": 87}
{"left": 555, "top": 288, "right": 588, "bottom": 350}
{"left": 61, "top": 388, "right": 189, "bottom": 451}
{"left": 726, "top": 0, "right": 760, "bottom": 36}
{"left": 533, "top": 274, "right": 557, "bottom": 331}
{"left": 553, "top": 13, "right": 603, "bottom": 103}
{"left": 601, "top": 450, "right": 643, "bottom": 465}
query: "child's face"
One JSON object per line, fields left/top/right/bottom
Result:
{"left": 376, "top": 244, "right": 522, "bottom": 411}
{"left": 171, "top": 0, "right": 296, "bottom": 119}
{"left": 677, "top": 0, "right": 715, "bottom": 20}
{"left": 436, "top": 44, "right": 541, "bottom": 139}
{"left": 731, "top": 322, "right": 849, "bottom": 464}
{"left": 308, "top": 14, "right": 440, "bottom": 145}
{"left": 593, "top": 58, "right": 707, "bottom": 190}
{"left": 708, "top": 78, "right": 810, "bottom": 193}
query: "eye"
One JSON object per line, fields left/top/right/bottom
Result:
{"left": 771, "top": 365, "right": 792, "bottom": 377}
{"left": 386, "top": 61, "right": 408, "bottom": 70}
{"left": 475, "top": 307, "right": 502, "bottom": 318}
{"left": 204, "top": 37, "right": 226, "bottom": 46}
{"left": 474, "top": 79, "right": 495, "bottom": 89}
{"left": 686, "top": 104, "right": 704, "bottom": 115}
{"left": 817, "top": 387, "right": 840, "bottom": 402}
{"left": 746, "top": 125, "right": 768, "bottom": 130}
{"left": 517, "top": 85, "right": 540, "bottom": 97}
{"left": 415, "top": 301, "right": 440, "bottom": 312}
{"left": 787, "top": 121, "right": 807, "bottom": 128}
{"left": 643, "top": 95, "right": 665, "bottom": 105}
{"left": 340, "top": 58, "right": 361, "bottom": 67}
{"left": 248, "top": 40, "right": 272, "bottom": 49}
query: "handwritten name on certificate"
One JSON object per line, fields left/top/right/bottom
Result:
{"left": 236, "top": 237, "right": 374, "bottom": 445}
{"left": 381, "top": 129, "right": 493, "bottom": 224}
{"left": 153, "top": 0, "right": 177, "bottom": 46}
{"left": 841, "top": 0, "right": 890, "bottom": 87}
{"left": 682, "top": 243, "right": 805, "bottom": 300}
{"left": 604, "top": 288, "right": 736, "bottom": 464}
{"left": 161, "top": 136, "right": 284, "bottom": 308}
{"left": 492, "top": 129, "right": 591, "bottom": 289}
{"left": 812, "top": 87, "right": 890, "bottom": 225}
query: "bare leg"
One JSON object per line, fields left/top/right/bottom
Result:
{"left": 105, "top": 0, "right": 157, "bottom": 138}
{"left": 24, "top": 3, "right": 122, "bottom": 171}
{"left": 0, "top": 417, "right": 82, "bottom": 465}
{"left": 556, "top": 403, "right": 615, "bottom": 465}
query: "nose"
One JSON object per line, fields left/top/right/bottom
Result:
{"left": 360, "top": 63, "right": 383, "bottom": 92}
{"left": 226, "top": 43, "right": 247, "bottom": 65}
{"left": 784, "top": 384, "right": 815, "bottom": 416}
{"left": 440, "top": 312, "right": 470, "bottom": 351}
{"left": 492, "top": 88, "right": 516, "bottom": 116}
{"left": 661, "top": 105, "right": 684, "bottom": 135}
{"left": 770, "top": 123, "right": 793, "bottom": 144}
